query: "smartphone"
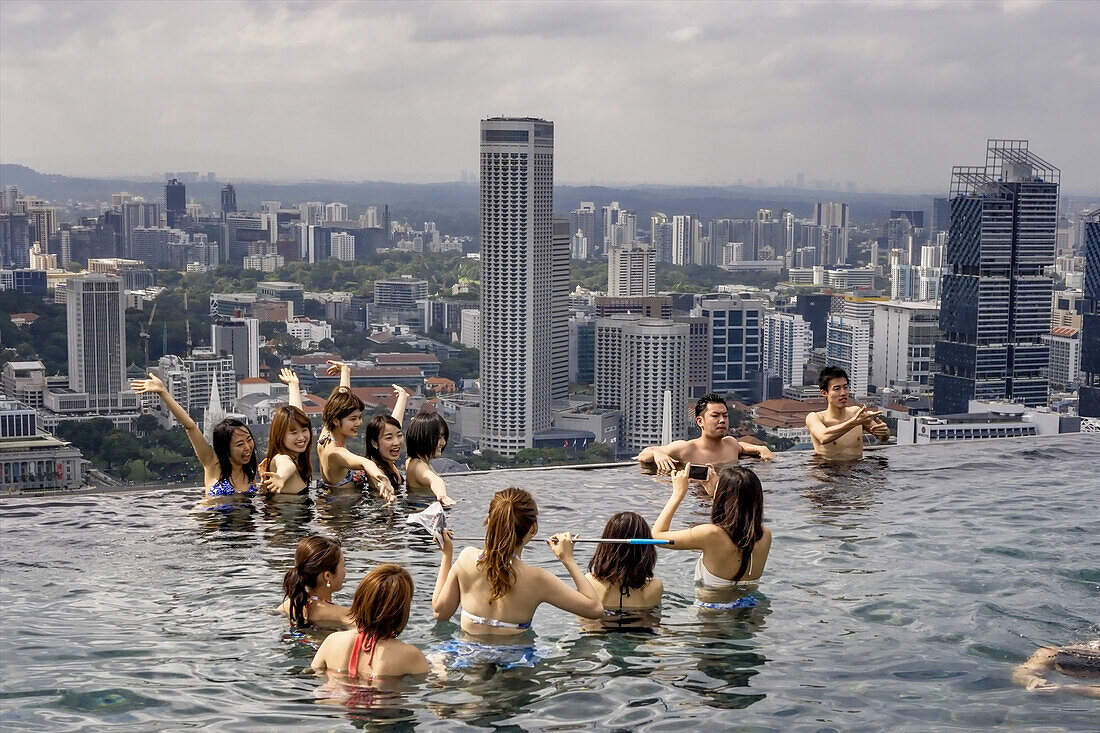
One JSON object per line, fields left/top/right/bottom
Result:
{"left": 688, "top": 464, "right": 710, "bottom": 481}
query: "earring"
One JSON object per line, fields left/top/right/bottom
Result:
{"left": 326, "top": 581, "right": 331, "bottom": 588}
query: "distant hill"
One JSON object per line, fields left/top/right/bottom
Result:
{"left": 16, "top": 163, "right": 1093, "bottom": 235}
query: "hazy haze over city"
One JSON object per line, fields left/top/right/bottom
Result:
{"left": 1, "top": 0, "right": 1098, "bottom": 193}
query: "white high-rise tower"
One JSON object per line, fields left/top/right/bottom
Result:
{"left": 479, "top": 117, "right": 557, "bottom": 455}
{"left": 66, "top": 274, "right": 128, "bottom": 410}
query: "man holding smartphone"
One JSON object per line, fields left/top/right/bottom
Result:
{"left": 636, "top": 393, "right": 774, "bottom": 492}
{"left": 805, "top": 365, "right": 891, "bottom": 459}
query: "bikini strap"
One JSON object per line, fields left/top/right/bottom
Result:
{"left": 348, "top": 629, "right": 374, "bottom": 678}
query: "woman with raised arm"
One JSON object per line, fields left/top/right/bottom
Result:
{"left": 361, "top": 384, "right": 411, "bottom": 496}
{"left": 432, "top": 488, "right": 603, "bottom": 647}
{"left": 260, "top": 368, "right": 314, "bottom": 496}
{"left": 652, "top": 464, "right": 771, "bottom": 605}
{"left": 404, "top": 412, "right": 455, "bottom": 507}
{"left": 316, "top": 361, "right": 395, "bottom": 502}
{"left": 311, "top": 564, "right": 428, "bottom": 679}
{"left": 279, "top": 535, "right": 353, "bottom": 629}
{"left": 129, "top": 373, "right": 258, "bottom": 500}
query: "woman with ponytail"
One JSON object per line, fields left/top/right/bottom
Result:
{"left": 652, "top": 464, "right": 771, "bottom": 593}
{"left": 432, "top": 487, "right": 603, "bottom": 637}
{"left": 279, "top": 535, "right": 352, "bottom": 628}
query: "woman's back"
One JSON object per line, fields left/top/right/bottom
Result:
{"left": 584, "top": 574, "right": 663, "bottom": 611}
{"left": 452, "top": 546, "right": 544, "bottom": 635}
{"left": 697, "top": 524, "right": 771, "bottom": 585}
{"left": 314, "top": 629, "right": 426, "bottom": 678}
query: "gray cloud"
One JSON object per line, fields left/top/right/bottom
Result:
{"left": 1, "top": 0, "right": 1097, "bottom": 193}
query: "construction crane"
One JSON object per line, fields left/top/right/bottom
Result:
{"left": 139, "top": 302, "right": 157, "bottom": 368}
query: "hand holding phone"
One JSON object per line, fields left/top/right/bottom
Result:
{"left": 688, "top": 464, "right": 710, "bottom": 481}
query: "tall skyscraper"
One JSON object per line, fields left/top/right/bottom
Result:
{"left": 934, "top": 140, "right": 1059, "bottom": 414}
{"left": 570, "top": 202, "right": 598, "bottom": 259}
{"left": 211, "top": 317, "right": 260, "bottom": 381}
{"left": 165, "top": 178, "right": 186, "bottom": 227}
{"left": 479, "top": 116, "right": 559, "bottom": 454}
{"left": 608, "top": 243, "right": 656, "bottom": 297}
{"left": 763, "top": 312, "right": 811, "bottom": 388}
{"left": 324, "top": 202, "right": 349, "bottom": 223}
{"left": 1078, "top": 207, "right": 1100, "bottom": 417}
{"left": 220, "top": 184, "right": 237, "bottom": 217}
{"left": 826, "top": 314, "right": 871, "bottom": 398}
{"left": 66, "top": 274, "right": 128, "bottom": 410}
{"left": 871, "top": 301, "right": 940, "bottom": 394}
{"left": 551, "top": 218, "right": 571, "bottom": 402}
{"left": 671, "top": 215, "right": 693, "bottom": 266}
{"left": 814, "top": 202, "right": 850, "bottom": 265}
{"left": 697, "top": 295, "right": 765, "bottom": 400}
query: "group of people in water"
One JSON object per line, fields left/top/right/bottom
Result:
{"left": 129, "top": 365, "right": 1097, "bottom": 697}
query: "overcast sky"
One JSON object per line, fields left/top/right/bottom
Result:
{"left": 2, "top": 0, "right": 1098, "bottom": 193}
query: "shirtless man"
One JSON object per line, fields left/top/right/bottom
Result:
{"left": 636, "top": 393, "right": 774, "bottom": 489}
{"left": 806, "top": 366, "right": 890, "bottom": 460}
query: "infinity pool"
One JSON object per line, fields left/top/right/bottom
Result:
{"left": 1, "top": 434, "right": 1097, "bottom": 730}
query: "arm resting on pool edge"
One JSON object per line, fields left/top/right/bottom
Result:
{"left": 636, "top": 441, "right": 687, "bottom": 472}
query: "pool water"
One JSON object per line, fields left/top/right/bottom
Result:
{"left": 1, "top": 435, "right": 1097, "bottom": 730}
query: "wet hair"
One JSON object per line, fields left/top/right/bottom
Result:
{"left": 364, "top": 413, "right": 403, "bottom": 488}
{"left": 818, "top": 365, "right": 849, "bottom": 392}
{"left": 211, "top": 418, "right": 257, "bottom": 483}
{"left": 405, "top": 412, "right": 449, "bottom": 462}
{"left": 695, "top": 393, "right": 727, "bottom": 418}
{"left": 587, "top": 512, "right": 657, "bottom": 596}
{"left": 710, "top": 467, "right": 765, "bottom": 583}
{"left": 349, "top": 563, "right": 414, "bottom": 639}
{"left": 322, "top": 387, "right": 365, "bottom": 432}
{"left": 283, "top": 535, "right": 342, "bottom": 626}
{"left": 1053, "top": 642, "right": 1100, "bottom": 678}
{"left": 479, "top": 487, "right": 538, "bottom": 601}
{"left": 266, "top": 405, "right": 314, "bottom": 484}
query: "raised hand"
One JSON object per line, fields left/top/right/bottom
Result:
{"left": 392, "top": 384, "right": 410, "bottom": 399}
{"left": 130, "top": 373, "right": 166, "bottom": 394}
{"left": 279, "top": 368, "right": 300, "bottom": 386}
{"left": 325, "top": 360, "right": 348, "bottom": 377}
{"left": 547, "top": 532, "right": 576, "bottom": 561}
{"left": 869, "top": 419, "right": 891, "bottom": 441}
{"left": 672, "top": 464, "right": 690, "bottom": 495}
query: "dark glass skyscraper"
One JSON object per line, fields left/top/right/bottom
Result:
{"left": 934, "top": 140, "right": 1059, "bottom": 414}
{"left": 220, "top": 184, "right": 237, "bottom": 218}
{"left": 1078, "top": 208, "right": 1100, "bottom": 417}
{"left": 165, "top": 178, "right": 186, "bottom": 227}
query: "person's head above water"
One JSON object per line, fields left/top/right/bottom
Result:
{"left": 211, "top": 418, "right": 257, "bottom": 482}
{"left": 266, "top": 405, "right": 314, "bottom": 482}
{"left": 322, "top": 387, "right": 365, "bottom": 437}
{"left": 480, "top": 487, "right": 538, "bottom": 601}
{"left": 1054, "top": 640, "right": 1100, "bottom": 678}
{"left": 711, "top": 466, "right": 765, "bottom": 582}
{"left": 364, "top": 413, "right": 403, "bottom": 486}
{"left": 349, "top": 563, "right": 414, "bottom": 638}
{"left": 818, "top": 366, "right": 850, "bottom": 407}
{"left": 694, "top": 392, "right": 729, "bottom": 438}
{"left": 283, "top": 535, "right": 345, "bottom": 626}
{"left": 405, "top": 412, "right": 449, "bottom": 462}
{"left": 587, "top": 511, "right": 657, "bottom": 594}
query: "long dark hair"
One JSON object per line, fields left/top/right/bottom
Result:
{"left": 364, "top": 413, "right": 403, "bottom": 487}
{"left": 283, "top": 535, "right": 342, "bottom": 626}
{"left": 478, "top": 487, "right": 537, "bottom": 601}
{"left": 405, "top": 412, "right": 449, "bottom": 462}
{"left": 266, "top": 405, "right": 313, "bottom": 483}
{"left": 349, "top": 564, "right": 414, "bottom": 639}
{"left": 211, "top": 418, "right": 257, "bottom": 483}
{"left": 710, "top": 466, "right": 765, "bottom": 583}
{"left": 588, "top": 511, "right": 656, "bottom": 596}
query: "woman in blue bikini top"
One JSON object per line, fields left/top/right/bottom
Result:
{"left": 130, "top": 373, "right": 258, "bottom": 502}
{"left": 431, "top": 487, "right": 604, "bottom": 635}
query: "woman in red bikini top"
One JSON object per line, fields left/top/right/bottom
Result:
{"left": 311, "top": 564, "right": 428, "bottom": 679}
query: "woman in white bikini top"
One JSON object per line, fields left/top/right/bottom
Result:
{"left": 652, "top": 463, "right": 772, "bottom": 589}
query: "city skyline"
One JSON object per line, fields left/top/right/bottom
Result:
{"left": 1, "top": 1, "right": 1098, "bottom": 194}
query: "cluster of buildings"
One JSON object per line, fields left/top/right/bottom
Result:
{"left": 3, "top": 129, "right": 1098, "bottom": 490}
